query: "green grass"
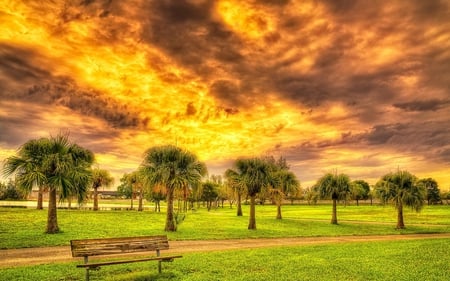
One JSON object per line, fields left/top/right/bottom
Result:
{"left": 1, "top": 204, "right": 449, "bottom": 249}
{"left": 1, "top": 239, "right": 449, "bottom": 281}
{"left": 1, "top": 203, "right": 449, "bottom": 280}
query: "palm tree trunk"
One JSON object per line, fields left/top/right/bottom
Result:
{"left": 237, "top": 192, "right": 243, "bottom": 216}
{"left": 37, "top": 186, "right": 44, "bottom": 210}
{"left": 165, "top": 188, "right": 176, "bottom": 231}
{"left": 248, "top": 195, "right": 257, "bottom": 230}
{"left": 130, "top": 194, "right": 134, "bottom": 210}
{"left": 331, "top": 198, "right": 338, "bottom": 224}
{"left": 276, "top": 203, "right": 282, "bottom": 219}
{"left": 183, "top": 186, "right": 188, "bottom": 213}
{"left": 138, "top": 190, "right": 143, "bottom": 211}
{"left": 396, "top": 201, "right": 405, "bottom": 229}
{"left": 93, "top": 187, "right": 99, "bottom": 211}
{"left": 46, "top": 188, "right": 59, "bottom": 233}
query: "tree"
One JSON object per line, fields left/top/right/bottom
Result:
{"left": 351, "top": 180, "right": 370, "bottom": 206}
{"left": 316, "top": 172, "right": 352, "bottom": 224}
{"left": 145, "top": 183, "right": 166, "bottom": 212}
{"left": 2, "top": 138, "right": 48, "bottom": 209}
{"left": 264, "top": 157, "right": 300, "bottom": 219}
{"left": 117, "top": 172, "right": 138, "bottom": 210}
{"left": 3, "top": 133, "right": 93, "bottom": 233}
{"left": 141, "top": 145, "right": 206, "bottom": 232}
{"left": 224, "top": 168, "right": 246, "bottom": 216}
{"left": 304, "top": 186, "right": 319, "bottom": 205}
{"left": 418, "top": 178, "right": 441, "bottom": 205}
{"left": 442, "top": 190, "right": 450, "bottom": 205}
{"left": 0, "top": 179, "right": 27, "bottom": 200}
{"left": 117, "top": 173, "right": 133, "bottom": 199}
{"left": 201, "top": 181, "right": 219, "bottom": 211}
{"left": 91, "top": 168, "right": 114, "bottom": 211}
{"left": 376, "top": 170, "right": 426, "bottom": 229}
{"left": 210, "top": 175, "right": 227, "bottom": 208}
{"left": 129, "top": 171, "right": 146, "bottom": 211}
{"left": 232, "top": 157, "right": 271, "bottom": 230}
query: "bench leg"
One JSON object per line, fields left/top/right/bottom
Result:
{"left": 156, "top": 249, "right": 162, "bottom": 273}
{"left": 84, "top": 256, "right": 90, "bottom": 281}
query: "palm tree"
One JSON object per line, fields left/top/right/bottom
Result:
{"left": 316, "top": 172, "right": 351, "bottom": 224}
{"left": 271, "top": 169, "right": 300, "bottom": 219}
{"left": 233, "top": 158, "right": 271, "bottom": 230}
{"left": 224, "top": 168, "right": 246, "bottom": 216}
{"left": 91, "top": 168, "right": 114, "bottom": 211}
{"left": 141, "top": 145, "right": 206, "bottom": 231}
{"left": 129, "top": 170, "right": 146, "bottom": 211}
{"left": 376, "top": 170, "right": 426, "bottom": 229}
{"left": 3, "top": 138, "right": 48, "bottom": 209}
{"left": 3, "top": 133, "right": 94, "bottom": 233}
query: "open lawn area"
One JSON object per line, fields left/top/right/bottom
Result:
{"left": 1, "top": 204, "right": 449, "bottom": 280}
{"left": 1, "top": 204, "right": 449, "bottom": 249}
{"left": 1, "top": 239, "right": 449, "bottom": 281}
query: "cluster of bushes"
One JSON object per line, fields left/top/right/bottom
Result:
{"left": 0, "top": 180, "right": 27, "bottom": 200}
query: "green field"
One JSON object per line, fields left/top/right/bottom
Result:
{"left": 1, "top": 204, "right": 450, "bottom": 249}
{"left": 1, "top": 239, "right": 448, "bottom": 281}
{"left": 1, "top": 203, "right": 449, "bottom": 280}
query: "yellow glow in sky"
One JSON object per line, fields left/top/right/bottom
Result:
{"left": 1, "top": 0, "right": 449, "bottom": 189}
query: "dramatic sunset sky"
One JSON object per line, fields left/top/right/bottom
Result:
{"left": 1, "top": 0, "right": 449, "bottom": 189}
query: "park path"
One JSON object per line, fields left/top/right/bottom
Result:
{"left": 1, "top": 233, "right": 450, "bottom": 268}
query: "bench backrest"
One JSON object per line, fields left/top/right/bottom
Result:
{"left": 70, "top": 235, "right": 170, "bottom": 257}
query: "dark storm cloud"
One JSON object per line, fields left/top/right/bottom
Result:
{"left": 142, "top": 0, "right": 239, "bottom": 72}
{"left": 439, "top": 148, "right": 450, "bottom": 163}
{"left": 0, "top": 44, "right": 51, "bottom": 83}
{"left": 364, "top": 121, "right": 450, "bottom": 162}
{"left": 322, "top": 0, "right": 449, "bottom": 22}
{"left": 393, "top": 99, "right": 450, "bottom": 112}
{"left": 254, "top": 0, "right": 291, "bottom": 6}
{"left": 277, "top": 120, "right": 450, "bottom": 165}
{"left": 136, "top": 1, "right": 444, "bottom": 115}
{"left": 210, "top": 80, "right": 243, "bottom": 108}
{"left": 0, "top": 100, "right": 121, "bottom": 154}
{"left": 0, "top": 102, "right": 46, "bottom": 147}
{"left": 366, "top": 124, "right": 402, "bottom": 145}
{"left": 21, "top": 82, "right": 148, "bottom": 129}
{"left": 0, "top": 44, "right": 148, "bottom": 130}
{"left": 139, "top": 0, "right": 250, "bottom": 107}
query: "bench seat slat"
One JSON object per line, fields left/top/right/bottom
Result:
{"left": 76, "top": 255, "right": 183, "bottom": 268}
{"left": 70, "top": 235, "right": 169, "bottom": 257}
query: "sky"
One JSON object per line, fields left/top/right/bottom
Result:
{"left": 0, "top": 0, "right": 449, "bottom": 189}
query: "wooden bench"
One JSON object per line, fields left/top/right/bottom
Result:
{"left": 70, "top": 235, "right": 182, "bottom": 281}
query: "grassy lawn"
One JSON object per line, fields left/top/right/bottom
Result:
{"left": 1, "top": 239, "right": 448, "bottom": 281}
{"left": 1, "top": 203, "right": 449, "bottom": 280}
{"left": 1, "top": 203, "right": 449, "bottom": 249}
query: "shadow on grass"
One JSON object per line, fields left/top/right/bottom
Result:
{"left": 114, "top": 270, "right": 178, "bottom": 281}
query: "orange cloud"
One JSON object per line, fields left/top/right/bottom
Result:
{"left": 1, "top": 0, "right": 449, "bottom": 188}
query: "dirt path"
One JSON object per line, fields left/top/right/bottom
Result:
{"left": 1, "top": 233, "right": 449, "bottom": 268}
